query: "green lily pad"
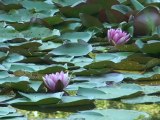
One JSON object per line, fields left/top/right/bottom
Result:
{"left": 73, "top": 68, "right": 111, "bottom": 76}
{"left": 79, "top": 13, "right": 103, "bottom": 28}
{"left": 60, "top": 32, "right": 92, "bottom": 42}
{"left": 0, "top": 76, "right": 29, "bottom": 84}
{"left": 49, "top": 56, "right": 74, "bottom": 63}
{"left": 36, "top": 65, "right": 66, "bottom": 74}
{"left": 72, "top": 57, "right": 93, "bottom": 67}
{"left": 142, "top": 85, "right": 160, "bottom": 95}
{"left": 5, "top": 53, "right": 25, "bottom": 62}
{"left": 0, "top": 107, "right": 16, "bottom": 116}
{"left": 50, "top": 40, "right": 92, "bottom": 56}
{"left": 69, "top": 109, "right": 150, "bottom": 120}
{"left": 122, "top": 95, "right": 160, "bottom": 104}
{"left": 53, "top": 0, "right": 84, "bottom": 7}
{"left": 8, "top": 92, "right": 63, "bottom": 105}
{"left": 22, "top": 27, "right": 60, "bottom": 39}
{"left": 0, "top": 25, "right": 23, "bottom": 42}
{"left": 77, "top": 85, "right": 142, "bottom": 100}
{"left": 8, "top": 96, "right": 95, "bottom": 112}
{"left": 66, "top": 82, "right": 106, "bottom": 90}
{"left": 29, "top": 81, "right": 42, "bottom": 92}
{"left": 95, "top": 52, "right": 133, "bottom": 63}
{"left": 0, "top": 71, "right": 9, "bottom": 79}
{"left": 39, "top": 41, "right": 62, "bottom": 51}
{"left": 112, "top": 4, "right": 132, "bottom": 14}
{"left": 0, "top": 52, "right": 8, "bottom": 62}
{"left": 0, "top": 95, "right": 15, "bottom": 102}
{"left": 73, "top": 73, "right": 124, "bottom": 83}
{"left": 21, "top": 1, "right": 58, "bottom": 12}
{"left": 59, "top": 4, "right": 101, "bottom": 17}
{"left": 0, "top": 107, "right": 27, "bottom": 120}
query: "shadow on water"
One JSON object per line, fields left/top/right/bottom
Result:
{"left": 15, "top": 103, "right": 95, "bottom": 113}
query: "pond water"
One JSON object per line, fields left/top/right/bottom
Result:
{"left": 0, "top": 0, "right": 160, "bottom": 120}
{"left": 17, "top": 100, "right": 160, "bottom": 119}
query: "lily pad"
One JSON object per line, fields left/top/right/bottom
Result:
{"left": 77, "top": 85, "right": 142, "bottom": 100}
{"left": 50, "top": 40, "right": 92, "bottom": 56}
{"left": 122, "top": 95, "right": 160, "bottom": 104}
{"left": 8, "top": 92, "right": 63, "bottom": 105}
{"left": 60, "top": 32, "right": 92, "bottom": 42}
{"left": 69, "top": 109, "right": 150, "bottom": 120}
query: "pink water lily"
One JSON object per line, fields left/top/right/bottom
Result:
{"left": 43, "top": 71, "right": 69, "bottom": 92}
{"left": 107, "top": 28, "right": 130, "bottom": 45}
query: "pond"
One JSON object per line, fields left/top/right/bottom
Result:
{"left": 17, "top": 100, "right": 160, "bottom": 119}
{"left": 0, "top": 0, "right": 160, "bottom": 120}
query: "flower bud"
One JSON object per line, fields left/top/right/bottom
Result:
{"left": 43, "top": 71, "right": 69, "bottom": 92}
{"left": 107, "top": 28, "right": 130, "bottom": 45}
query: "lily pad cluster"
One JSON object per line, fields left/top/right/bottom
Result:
{"left": 0, "top": 0, "right": 160, "bottom": 119}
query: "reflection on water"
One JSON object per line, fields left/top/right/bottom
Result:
{"left": 95, "top": 100, "right": 160, "bottom": 120}
{"left": 17, "top": 109, "right": 71, "bottom": 120}
{"left": 17, "top": 100, "right": 160, "bottom": 120}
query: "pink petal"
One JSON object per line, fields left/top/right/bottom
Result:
{"left": 43, "top": 77, "right": 56, "bottom": 91}
{"left": 51, "top": 74, "right": 58, "bottom": 82}
{"left": 107, "top": 31, "right": 111, "bottom": 42}
{"left": 42, "top": 71, "right": 70, "bottom": 92}
{"left": 116, "top": 36, "right": 126, "bottom": 44}
{"left": 107, "top": 28, "right": 130, "bottom": 45}
{"left": 62, "top": 72, "right": 69, "bottom": 87}
{"left": 113, "top": 33, "right": 119, "bottom": 43}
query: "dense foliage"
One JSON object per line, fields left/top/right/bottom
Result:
{"left": 0, "top": 0, "right": 160, "bottom": 119}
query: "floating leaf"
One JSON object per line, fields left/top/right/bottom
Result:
{"left": 112, "top": 4, "right": 132, "bottom": 14}
{"left": 131, "top": 0, "right": 144, "bottom": 11}
{"left": 142, "top": 86, "right": 160, "bottom": 95}
{"left": 66, "top": 82, "right": 106, "bottom": 91}
{"left": 8, "top": 96, "right": 94, "bottom": 112}
{"left": 0, "top": 95, "right": 15, "bottom": 102}
{"left": 77, "top": 85, "right": 142, "bottom": 100}
{"left": 0, "top": 25, "right": 23, "bottom": 42}
{"left": 73, "top": 73, "right": 124, "bottom": 83}
{"left": 5, "top": 53, "right": 25, "bottom": 62}
{"left": 39, "top": 41, "right": 62, "bottom": 51}
{"left": 69, "top": 109, "right": 149, "bottom": 120}
{"left": 73, "top": 68, "right": 111, "bottom": 76}
{"left": 136, "top": 40, "right": 160, "bottom": 54}
{"left": 79, "top": 13, "right": 103, "bottom": 28}
{"left": 22, "top": 27, "right": 60, "bottom": 39}
{"left": 8, "top": 92, "right": 63, "bottom": 105}
{"left": 134, "top": 6, "right": 160, "bottom": 36}
{"left": 29, "top": 81, "right": 42, "bottom": 92}
{"left": 60, "top": 32, "right": 92, "bottom": 42}
{"left": 53, "top": 0, "right": 85, "bottom": 7}
{"left": 0, "top": 51, "right": 8, "bottom": 62}
{"left": 0, "top": 107, "right": 27, "bottom": 119}
{"left": 50, "top": 40, "right": 92, "bottom": 56}
{"left": 0, "top": 71, "right": 9, "bottom": 79}
{"left": 50, "top": 56, "right": 74, "bottom": 63}
{"left": 94, "top": 52, "right": 133, "bottom": 63}
{"left": 60, "top": 4, "right": 101, "bottom": 17}
{"left": 0, "top": 9, "right": 32, "bottom": 22}
{"left": 21, "top": 1, "right": 58, "bottom": 13}
{"left": 72, "top": 57, "right": 93, "bottom": 67}
{"left": 36, "top": 65, "right": 66, "bottom": 74}
{"left": 122, "top": 95, "right": 160, "bottom": 104}
{"left": 0, "top": 76, "right": 29, "bottom": 84}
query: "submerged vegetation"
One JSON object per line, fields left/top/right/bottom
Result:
{"left": 0, "top": 0, "right": 160, "bottom": 119}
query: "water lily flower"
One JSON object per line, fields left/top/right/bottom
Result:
{"left": 43, "top": 71, "right": 69, "bottom": 92}
{"left": 107, "top": 28, "right": 130, "bottom": 45}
